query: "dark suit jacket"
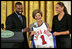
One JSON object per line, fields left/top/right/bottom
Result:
{"left": 6, "top": 12, "right": 29, "bottom": 48}
{"left": 6, "top": 12, "right": 26, "bottom": 32}
{"left": 6, "top": 12, "right": 27, "bottom": 40}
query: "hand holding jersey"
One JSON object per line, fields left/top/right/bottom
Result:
{"left": 31, "top": 23, "right": 56, "bottom": 48}
{"left": 30, "top": 24, "right": 52, "bottom": 37}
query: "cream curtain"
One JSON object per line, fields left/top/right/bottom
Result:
{"left": 60, "top": 1, "right": 71, "bottom": 15}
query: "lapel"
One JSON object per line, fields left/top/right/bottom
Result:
{"left": 14, "top": 12, "right": 23, "bottom": 25}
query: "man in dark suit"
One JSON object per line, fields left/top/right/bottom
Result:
{"left": 6, "top": 2, "right": 29, "bottom": 48}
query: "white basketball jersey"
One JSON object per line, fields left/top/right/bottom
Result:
{"left": 32, "top": 23, "right": 56, "bottom": 48}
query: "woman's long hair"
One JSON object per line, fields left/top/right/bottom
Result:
{"left": 57, "top": 2, "right": 68, "bottom": 14}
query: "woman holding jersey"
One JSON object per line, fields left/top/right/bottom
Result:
{"left": 29, "top": 9, "right": 52, "bottom": 48}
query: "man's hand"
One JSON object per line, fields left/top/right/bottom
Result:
{"left": 23, "top": 27, "right": 30, "bottom": 32}
{"left": 30, "top": 31, "right": 36, "bottom": 36}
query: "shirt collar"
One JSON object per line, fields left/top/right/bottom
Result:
{"left": 15, "top": 11, "right": 21, "bottom": 18}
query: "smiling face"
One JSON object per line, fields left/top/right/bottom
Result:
{"left": 15, "top": 5, "right": 23, "bottom": 15}
{"left": 35, "top": 13, "right": 42, "bottom": 22}
{"left": 56, "top": 4, "right": 64, "bottom": 14}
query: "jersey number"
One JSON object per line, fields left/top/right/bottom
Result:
{"left": 41, "top": 35, "right": 47, "bottom": 45}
